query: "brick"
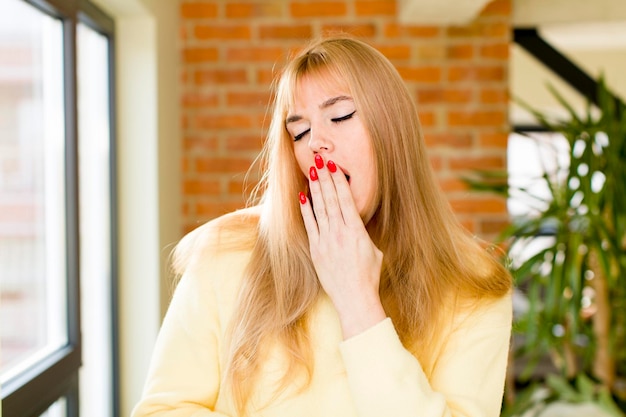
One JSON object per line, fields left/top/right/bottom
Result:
{"left": 228, "top": 180, "right": 245, "bottom": 195}
{"left": 195, "top": 201, "right": 246, "bottom": 218}
{"left": 417, "top": 111, "right": 437, "bottom": 127}
{"left": 226, "top": 2, "right": 283, "bottom": 18}
{"left": 228, "top": 179, "right": 260, "bottom": 195}
{"left": 478, "top": 132, "right": 509, "bottom": 148}
{"left": 384, "top": 23, "right": 440, "bottom": 38}
{"left": 417, "top": 88, "right": 473, "bottom": 104}
{"left": 424, "top": 132, "right": 473, "bottom": 148}
{"left": 227, "top": 46, "right": 285, "bottom": 62}
{"left": 321, "top": 23, "right": 377, "bottom": 37}
{"left": 448, "top": 65, "right": 506, "bottom": 82}
{"left": 396, "top": 66, "right": 441, "bottom": 83}
{"left": 355, "top": 0, "right": 396, "bottom": 16}
{"left": 290, "top": 2, "right": 347, "bottom": 18}
{"left": 224, "top": 135, "right": 264, "bottom": 152}
{"left": 438, "top": 177, "right": 470, "bottom": 192}
{"left": 182, "top": 92, "right": 219, "bottom": 108}
{"left": 447, "top": 24, "right": 481, "bottom": 38}
{"left": 449, "top": 197, "right": 507, "bottom": 214}
{"left": 184, "top": 179, "right": 221, "bottom": 195}
{"left": 479, "top": 22, "right": 511, "bottom": 39}
{"left": 374, "top": 44, "right": 411, "bottom": 60}
{"left": 183, "top": 47, "right": 219, "bottom": 63}
{"left": 226, "top": 91, "right": 272, "bottom": 107}
{"left": 184, "top": 136, "right": 219, "bottom": 151}
{"left": 447, "top": 44, "right": 475, "bottom": 59}
{"left": 194, "top": 25, "right": 251, "bottom": 40}
{"left": 449, "top": 155, "right": 505, "bottom": 170}
{"left": 259, "top": 24, "right": 312, "bottom": 39}
{"left": 257, "top": 68, "right": 278, "bottom": 84}
{"left": 480, "top": 88, "right": 508, "bottom": 104}
{"left": 194, "top": 69, "right": 247, "bottom": 85}
{"left": 479, "top": 218, "right": 510, "bottom": 234}
{"left": 447, "top": 110, "right": 507, "bottom": 127}
{"left": 195, "top": 156, "right": 253, "bottom": 174}
{"left": 415, "top": 45, "right": 446, "bottom": 60}
{"left": 448, "top": 21, "right": 510, "bottom": 38}
{"left": 181, "top": 2, "right": 218, "bottom": 19}
{"left": 444, "top": 89, "right": 474, "bottom": 104}
{"left": 195, "top": 114, "right": 255, "bottom": 129}
{"left": 480, "top": 43, "right": 509, "bottom": 60}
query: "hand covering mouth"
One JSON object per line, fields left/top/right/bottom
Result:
{"left": 339, "top": 166, "right": 351, "bottom": 183}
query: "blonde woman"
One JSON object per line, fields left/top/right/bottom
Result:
{"left": 132, "top": 37, "right": 513, "bottom": 417}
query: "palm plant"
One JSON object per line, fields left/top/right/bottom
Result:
{"left": 467, "top": 81, "right": 626, "bottom": 416}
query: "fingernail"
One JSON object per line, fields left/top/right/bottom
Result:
{"left": 309, "top": 166, "right": 318, "bottom": 181}
{"left": 314, "top": 154, "right": 324, "bottom": 169}
{"left": 298, "top": 191, "right": 307, "bottom": 204}
{"left": 327, "top": 160, "right": 337, "bottom": 173}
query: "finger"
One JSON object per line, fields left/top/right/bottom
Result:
{"left": 308, "top": 165, "right": 329, "bottom": 230}
{"left": 327, "top": 159, "right": 363, "bottom": 227}
{"left": 298, "top": 191, "right": 319, "bottom": 243}
{"left": 314, "top": 155, "right": 342, "bottom": 225}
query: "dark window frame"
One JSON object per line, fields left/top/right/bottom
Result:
{"left": 1, "top": 0, "right": 117, "bottom": 416}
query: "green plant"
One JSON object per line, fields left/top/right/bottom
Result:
{"left": 501, "top": 374, "right": 624, "bottom": 417}
{"left": 467, "top": 81, "right": 626, "bottom": 415}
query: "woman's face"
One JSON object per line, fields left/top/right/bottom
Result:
{"left": 286, "top": 75, "right": 378, "bottom": 223}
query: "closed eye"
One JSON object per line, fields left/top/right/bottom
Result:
{"left": 294, "top": 129, "right": 310, "bottom": 142}
{"left": 332, "top": 110, "right": 356, "bottom": 123}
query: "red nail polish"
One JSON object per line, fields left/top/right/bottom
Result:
{"left": 298, "top": 191, "right": 307, "bottom": 204}
{"left": 309, "top": 166, "right": 318, "bottom": 181}
{"left": 314, "top": 154, "right": 324, "bottom": 169}
{"left": 327, "top": 160, "right": 337, "bottom": 173}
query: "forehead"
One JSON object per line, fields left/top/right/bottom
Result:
{"left": 288, "top": 73, "right": 351, "bottom": 110}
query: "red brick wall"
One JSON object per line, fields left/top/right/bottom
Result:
{"left": 179, "top": 0, "right": 511, "bottom": 237}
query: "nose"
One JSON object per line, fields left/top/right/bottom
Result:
{"left": 307, "top": 125, "right": 334, "bottom": 153}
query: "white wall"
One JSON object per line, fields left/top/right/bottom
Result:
{"left": 91, "top": 0, "right": 181, "bottom": 414}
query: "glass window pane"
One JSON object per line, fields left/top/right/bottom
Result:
{"left": 77, "top": 23, "right": 113, "bottom": 416}
{"left": 0, "top": 0, "right": 68, "bottom": 383}
{"left": 507, "top": 132, "right": 570, "bottom": 217}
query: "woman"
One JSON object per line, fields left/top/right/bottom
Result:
{"left": 132, "top": 36, "right": 513, "bottom": 417}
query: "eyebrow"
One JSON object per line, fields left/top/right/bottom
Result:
{"left": 285, "top": 95, "right": 353, "bottom": 124}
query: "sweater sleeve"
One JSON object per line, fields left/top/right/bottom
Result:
{"left": 130, "top": 250, "right": 231, "bottom": 417}
{"left": 338, "top": 294, "right": 512, "bottom": 417}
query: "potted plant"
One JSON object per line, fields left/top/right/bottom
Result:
{"left": 467, "top": 81, "right": 626, "bottom": 416}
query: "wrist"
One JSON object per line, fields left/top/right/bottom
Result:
{"left": 335, "top": 293, "right": 386, "bottom": 340}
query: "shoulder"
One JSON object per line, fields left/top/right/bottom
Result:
{"left": 173, "top": 206, "right": 262, "bottom": 276}
{"left": 450, "top": 292, "right": 513, "bottom": 335}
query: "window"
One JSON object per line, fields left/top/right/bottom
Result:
{"left": 0, "top": 0, "right": 116, "bottom": 416}
{"left": 507, "top": 131, "right": 570, "bottom": 218}
{"left": 77, "top": 20, "right": 117, "bottom": 416}
{"left": 0, "top": 0, "right": 67, "bottom": 383}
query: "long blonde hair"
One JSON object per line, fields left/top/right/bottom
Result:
{"left": 211, "top": 36, "right": 512, "bottom": 413}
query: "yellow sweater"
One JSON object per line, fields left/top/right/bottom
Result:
{"left": 132, "top": 212, "right": 512, "bottom": 417}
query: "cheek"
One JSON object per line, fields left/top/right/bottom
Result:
{"left": 293, "top": 144, "right": 310, "bottom": 176}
